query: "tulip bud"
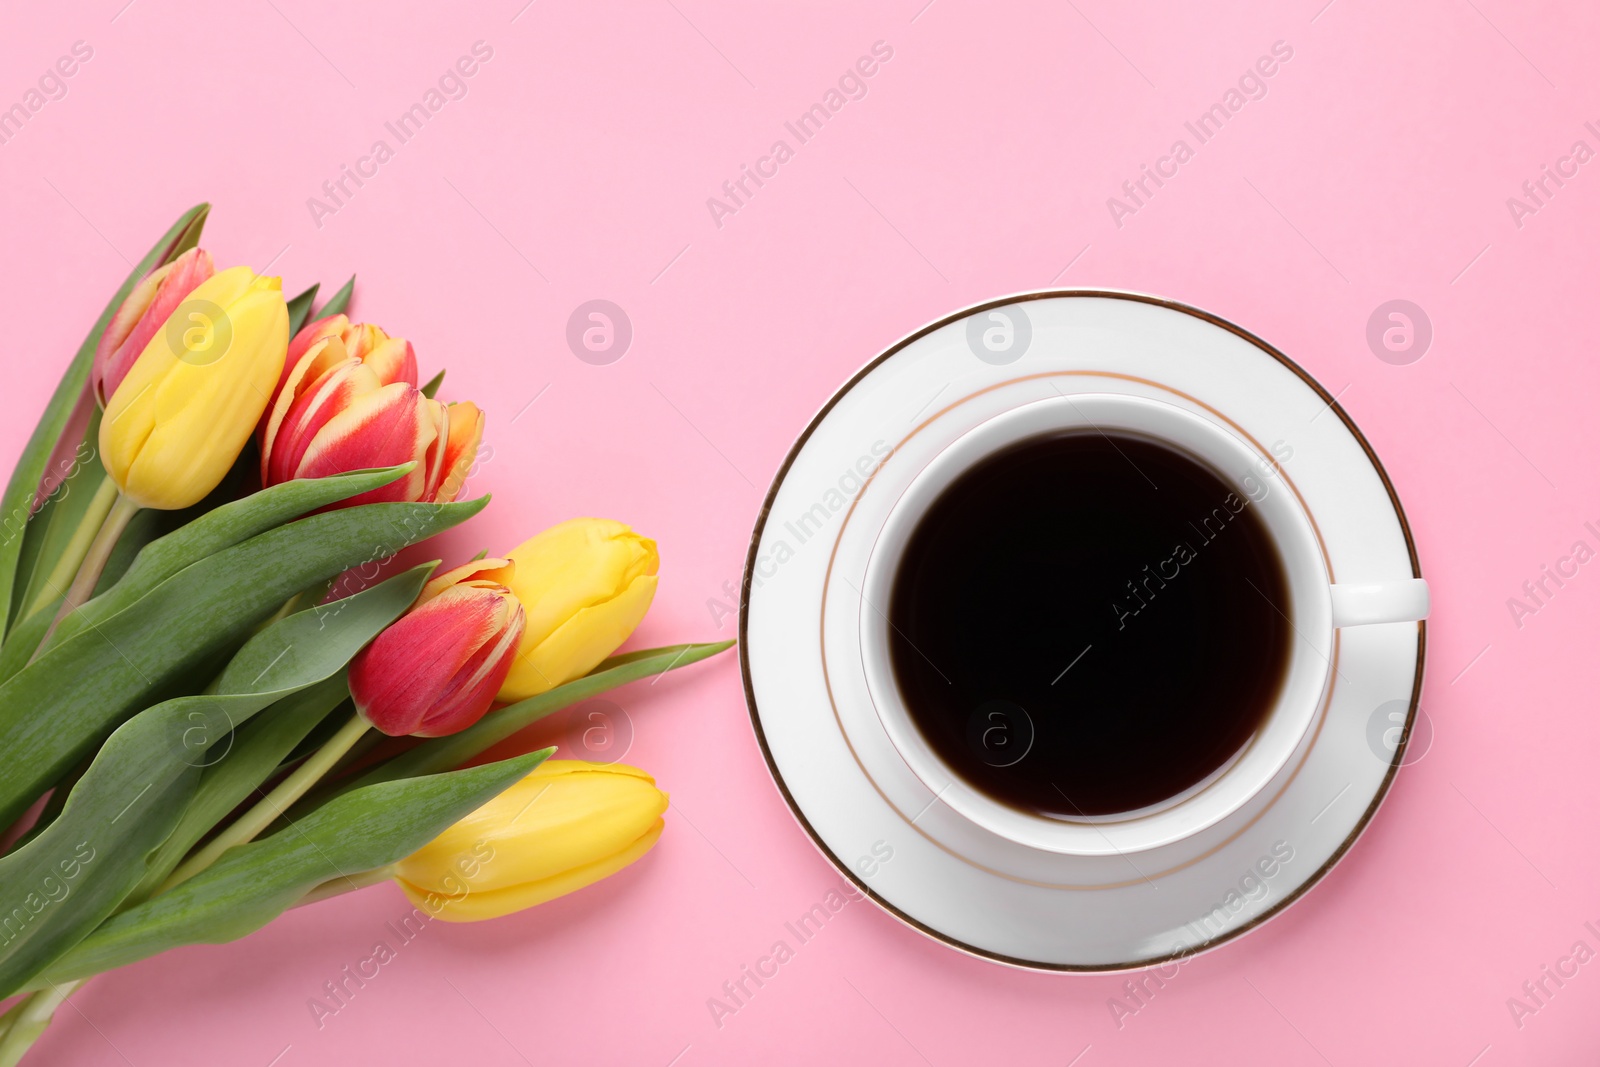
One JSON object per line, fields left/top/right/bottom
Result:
{"left": 93, "top": 247, "right": 215, "bottom": 404}
{"left": 495, "top": 519, "right": 659, "bottom": 702}
{"left": 349, "top": 558, "right": 526, "bottom": 737}
{"left": 259, "top": 315, "right": 482, "bottom": 507}
{"left": 393, "top": 760, "right": 667, "bottom": 921}
{"left": 436, "top": 401, "right": 483, "bottom": 503}
{"left": 100, "top": 265, "right": 289, "bottom": 510}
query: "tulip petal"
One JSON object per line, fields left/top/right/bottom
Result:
{"left": 102, "top": 271, "right": 288, "bottom": 510}
{"left": 286, "top": 314, "right": 347, "bottom": 370}
{"left": 419, "top": 557, "right": 515, "bottom": 605}
{"left": 97, "top": 262, "right": 174, "bottom": 371}
{"left": 270, "top": 314, "right": 346, "bottom": 407}
{"left": 264, "top": 357, "right": 366, "bottom": 485}
{"left": 499, "top": 572, "right": 658, "bottom": 701}
{"left": 258, "top": 315, "right": 442, "bottom": 509}
{"left": 350, "top": 584, "right": 512, "bottom": 736}
{"left": 361, "top": 336, "right": 416, "bottom": 387}
{"left": 259, "top": 329, "right": 356, "bottom": 477}
{"left": 417, "top": 398, "right": 451, "bottom": 502}
{"left": 94, "top": 248, "right": 215, "bottom": 404}
{"left": 506, "top": 519, "right": 660, "bottom": 648}
{"left": 416, "top": 606, "right": 524, "bottom": 737}
{"left": 432, "top": 401, "right": 483, "bottom": 503}
{"left": 397, "top": 819, "right": 663, "bottom": 921}
{"left": 341, "top": 322, "right": 386, "bottom": 363}
{"left": 293, "top": 384, "right": 434, "bottom": 502}
{"left": 397, "top": 761, "right": 667, "bottom": 892}
{"left": 262, "top": 317, "right": 415, "bottom": 476}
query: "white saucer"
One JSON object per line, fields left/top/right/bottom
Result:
{"left": 740, "top": 291, "right": 1426, "bottom": 972}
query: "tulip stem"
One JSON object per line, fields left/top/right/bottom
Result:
{"left": 293, "top": 864, "right": 399, "bottom": 909}
{"left": 32, "top": 492, "right": 140, "bottom": 660}
{"left": 160, "top": 713, "right": 371, "bottom": 893}
{"left": 0, "top": 979, "right": 84, "bottom": 1067}
{"left": 0, "top": 998, "right": 21, "bottom": 1045}
{"left": 23, "top": 474, "right": 118, "bottom": 621}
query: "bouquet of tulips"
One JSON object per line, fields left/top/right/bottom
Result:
{"left": 0, "top": 205, "right": 729, "bottom": 1062}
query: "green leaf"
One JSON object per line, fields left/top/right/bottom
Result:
{"left": 7, "top": 485, "right": 59, "bottom": 629}
{"left": 0, "top": 608, "right": 52, "bottom": 687}
{"left": 350, "top": 641, "right": 733, "bottom": 789}
{"left": 92, "top": 442, "right": 274, "bottom": 602}
{"left": 51, "top": 465, "right": 412, "bottom": 647}
{"left": 6, "top": 489, "right": 54, "bottom": 627}
{"left": 166, "top": 206, "right": 210, "bottom": 261}
{"left": 0, "top": 204, "right": 209, "bottom": 633}
{"left": 11, "top": 416, "right": 108, "bottom": 628}
{"left": 2, "top": 778, "right": 195, "bottom": 989}
{"left": 285, "top": 283, "right": 320, "bottom": 335}
{"left": 420, "top": 370, "right": 445, "bottom": 399}
{"left": 40, "top": 751, "right": 549, "bottom": 986}
{"left": 4, "top": 754, "right": 88, "bottom": 854}
{"left": 0, "top": 565, "right": 427, "bottom": 998}
{"left": 0, "top": 494, "right": 486, "bottom": 828}
{"left": 128, "top": 676, "right": 350, "bottom": 902}
{"left": 317, "top": 275, "right": 355, "bottom": 319}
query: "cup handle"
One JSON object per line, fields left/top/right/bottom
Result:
{"left": 1330, "top": 579, "right": 1429, "bottom": 627}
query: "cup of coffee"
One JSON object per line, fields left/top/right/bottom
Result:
{"left": 858, "top": 393, "right": 1428, "bottom": 855}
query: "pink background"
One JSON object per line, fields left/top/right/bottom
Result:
{"left": 2, "top": 0, "right": 1597, "bottom": 1063}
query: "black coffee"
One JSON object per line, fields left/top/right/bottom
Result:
{"left": 887, "top": 430, "right": 1291, "bottom": 818}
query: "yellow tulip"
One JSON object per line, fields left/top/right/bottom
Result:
{"left": 100, "top": 265, "right": 289, "bottom": 510}
{"left": 496, "top": 518, "right": 659, "bottom": 701}
{"left": 394, "top": 760, "right": 667, "bottom": 921}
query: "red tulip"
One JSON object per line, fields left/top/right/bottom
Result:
{"left": 92, "top": 247, "right": 215, "bottom": 404}
{"left": 258, "top": 315, "right": 482, "bottom": 507}
{"left": 348, "top": 558, "right": 526, "bottom": 737}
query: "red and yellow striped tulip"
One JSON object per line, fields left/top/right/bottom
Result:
{"left": 258, "top": 314, "right": 482, "bottom": 507}
{"left": 348, "top": 557, "right": 526, "bottom": 737}
{"left": 93, "top": 247, "right": 215, "bottom": 404}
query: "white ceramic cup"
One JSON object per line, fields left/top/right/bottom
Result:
{"left": 858, "top": 393, "right": 1429, "bottom": 856}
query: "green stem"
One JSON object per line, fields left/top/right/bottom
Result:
{"left": 0, "top": 979, "right": 83, "bottom": 1066}
{"left": 32, "top": 492, "right": 138, "bottom": 659}
{"left": 293, "top": 863, "right": 398, "bottom": 909}
{"left": 325, "top": 725, "right": 382, "bottom": 778}
{"left": 255, "top": 588, "right": 308, "bottom": 634}
{"left": 22, "top": 474, "right": 116, "bottom": 621}
{"left": 160, "top": 714, "right": 370, "bottom": 892}
{"left": 251, "top": 578, "right": 334, "bottom": 638}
